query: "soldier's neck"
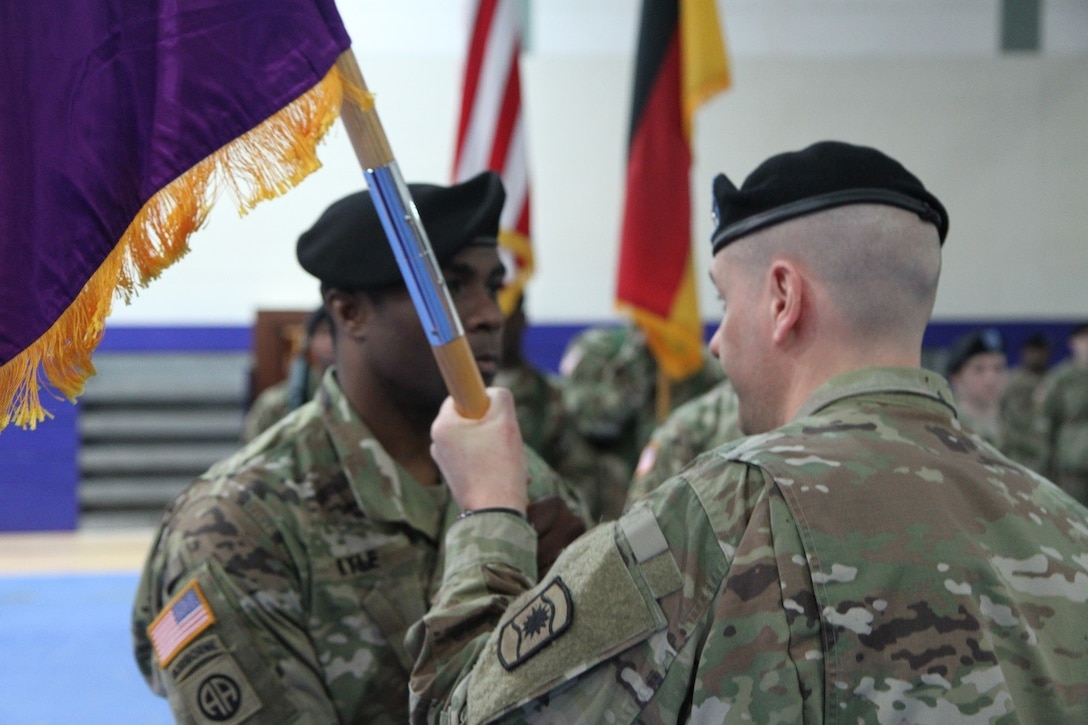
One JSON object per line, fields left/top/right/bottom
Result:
{"left": 360, "top": 399, "right": 442, "bottom": 488}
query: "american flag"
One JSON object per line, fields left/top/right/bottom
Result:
{"left": 453, "top": 0, "right": 533, "bottom": 314}
{"left": 149, "top": 582, "right": 215, "bottom": 666}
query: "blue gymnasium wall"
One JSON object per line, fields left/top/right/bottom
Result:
{"left": 0, "top": 327, "right": 248, "bottom": 533}
{"left": 1, "top": 320, "right": 1083, "bottom": 531}
{"left": 0, "top": 402, "right": 78, "bottom": 531}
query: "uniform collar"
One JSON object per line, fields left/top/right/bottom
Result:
{"left": 793, "top": 366, "right": 957, "bottom": 422}
{"left": 317, "top": 368, "right": 451, "bottom": 541}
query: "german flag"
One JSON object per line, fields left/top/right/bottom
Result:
{"left": 615, "top": 0, "right": 730, "bottom": 381}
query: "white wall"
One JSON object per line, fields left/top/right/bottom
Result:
{"left": 106, "top": 1, "right": 1088, "bottom": 326}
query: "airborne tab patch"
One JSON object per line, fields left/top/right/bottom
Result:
{"left": 498, "top": 578, "right": 573, "bottom": 670}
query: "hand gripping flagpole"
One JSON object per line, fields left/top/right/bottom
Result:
{"left": 334, "top": 51, "right": 490, "bottom": 419}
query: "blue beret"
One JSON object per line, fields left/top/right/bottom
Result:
{"left": 297, "top": 171, "right": 505, "bottom": 289}
{"left": 710, "top": 141, "right": 948, "bottom": 253}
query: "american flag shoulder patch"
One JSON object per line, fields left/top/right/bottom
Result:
{"left": 148, "top": 581, "right": 216, "bottom": 667}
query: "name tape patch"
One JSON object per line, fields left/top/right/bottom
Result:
{"left": 148, "top": 581, "right": 216, "bottom": 667}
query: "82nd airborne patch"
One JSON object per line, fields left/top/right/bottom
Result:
{"left": 497, "top": 577, "right": 573, "bottom": 670}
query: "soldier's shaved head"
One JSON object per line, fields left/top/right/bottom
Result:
{"left": 729, "top": 203, "right": 941, "bottom": 348}
{"left": 709, "top": 203, "right": 943, "bottom": 434}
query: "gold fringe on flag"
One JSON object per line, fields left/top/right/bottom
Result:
{"left": 0, "top": 64, "right": 371, "bottom": 431}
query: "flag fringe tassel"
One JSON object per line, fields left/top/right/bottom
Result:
{"left": 1, "top": 64, "right": 365, "bottom": 431}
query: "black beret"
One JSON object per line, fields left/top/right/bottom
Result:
{"left": 297, "top": 171, "right": 504, "bottom": 289}
{"left": 1020, "top": 333, "right": 1050, "bottom": 350}
{"left": 710, "top": 141, "right": 948, "bottom": 253}
{"left": 946, "top": 328, "right": 1005, "bottom": 376}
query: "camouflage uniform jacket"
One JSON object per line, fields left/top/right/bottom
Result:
{"left": 133, "top": 369, "right": 586, "bottom": 724}
{"left": 627, "top": 378, "right": 742, "bottom": 506}
{"left": 955, "top": 402, "right": 1004, "bottom": 451}
{"left": 999, "top": 366, "right": 1046, "bottom": 472}
{"left": 1038, "top": 360, "right": 1088, "bottom": 475}
{"left": 408, "top": 367, "right": 1088, "bottom": 724}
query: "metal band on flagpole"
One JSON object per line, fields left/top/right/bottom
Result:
{"left": 335, "top": 50, "right": 489, "bottom": 418}
{"left": 365, "top": 163, "right": 461, "bottom": 345}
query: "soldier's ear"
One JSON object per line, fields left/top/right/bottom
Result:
{"left": 323, "top": 289, "right": 372, "bottom": 342}
{"left": 768, "top": 259, "right": 804, "bottom": 346}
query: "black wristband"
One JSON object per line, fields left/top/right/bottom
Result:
{"left": 457, "top": 507, "right": 526, "bottom": 521}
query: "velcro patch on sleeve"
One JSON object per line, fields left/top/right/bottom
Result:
{"left": 176, "top": 652, "right": 263, "bottom": 723}
{"left": 148, "top": 581, "right": 216, "bottom": 667}
{"left": 467, "top": 526, "right": 661, "bottom": 722}
{"left": 498, "top": 578, "right": 573, "bottom": 670}
{"left": 619, "top": 505, "right": 669, "bottom": 563}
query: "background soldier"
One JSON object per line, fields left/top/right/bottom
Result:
{"left": 626, "top": 377, "right": 742, "bottom": 506}
{"left": 241, "top": 304, "right": 335, "bottom": 443}
{"left": 1000, "top": 332, "right": 1051, "bottom": 472}
{"left": 945, "top": 327, "right": 1007, "bottom": 449}
{"left": 558, "top": 322, "right": 723, "bottom": 519}
{"left": 494, "top": 294, "right": 602, "bottom": 519}
{"left": 1038, "top": 321, "right": 1088, "bottom": 504}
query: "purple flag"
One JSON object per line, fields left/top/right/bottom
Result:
{"left": 0, "top": 0, "right": 352, "bottom": 429}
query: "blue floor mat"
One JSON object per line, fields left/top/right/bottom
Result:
{"left": 0, "top": 573, "right": 172, "bottom": 724}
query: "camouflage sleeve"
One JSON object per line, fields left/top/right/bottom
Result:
{"left": 132, "top": 483, "right": 336, "bottom": 724}
{"left": 683, "top": 470, "right": 824, "bottom": 722}
{"left": 627, "top": 422, "right": 702, "bottom": 506}
{"left": 627, "top": 383, "right": 743, "bottom": 508}
{"left": 409, "top": 459, "right": 768, "bottom": 723}
{"left": 406, "top": 512, "right": 538, "bottom": 724}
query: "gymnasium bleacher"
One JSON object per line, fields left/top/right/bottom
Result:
{"left": 77, "top": 352, "right": 250, "bottom": 528}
